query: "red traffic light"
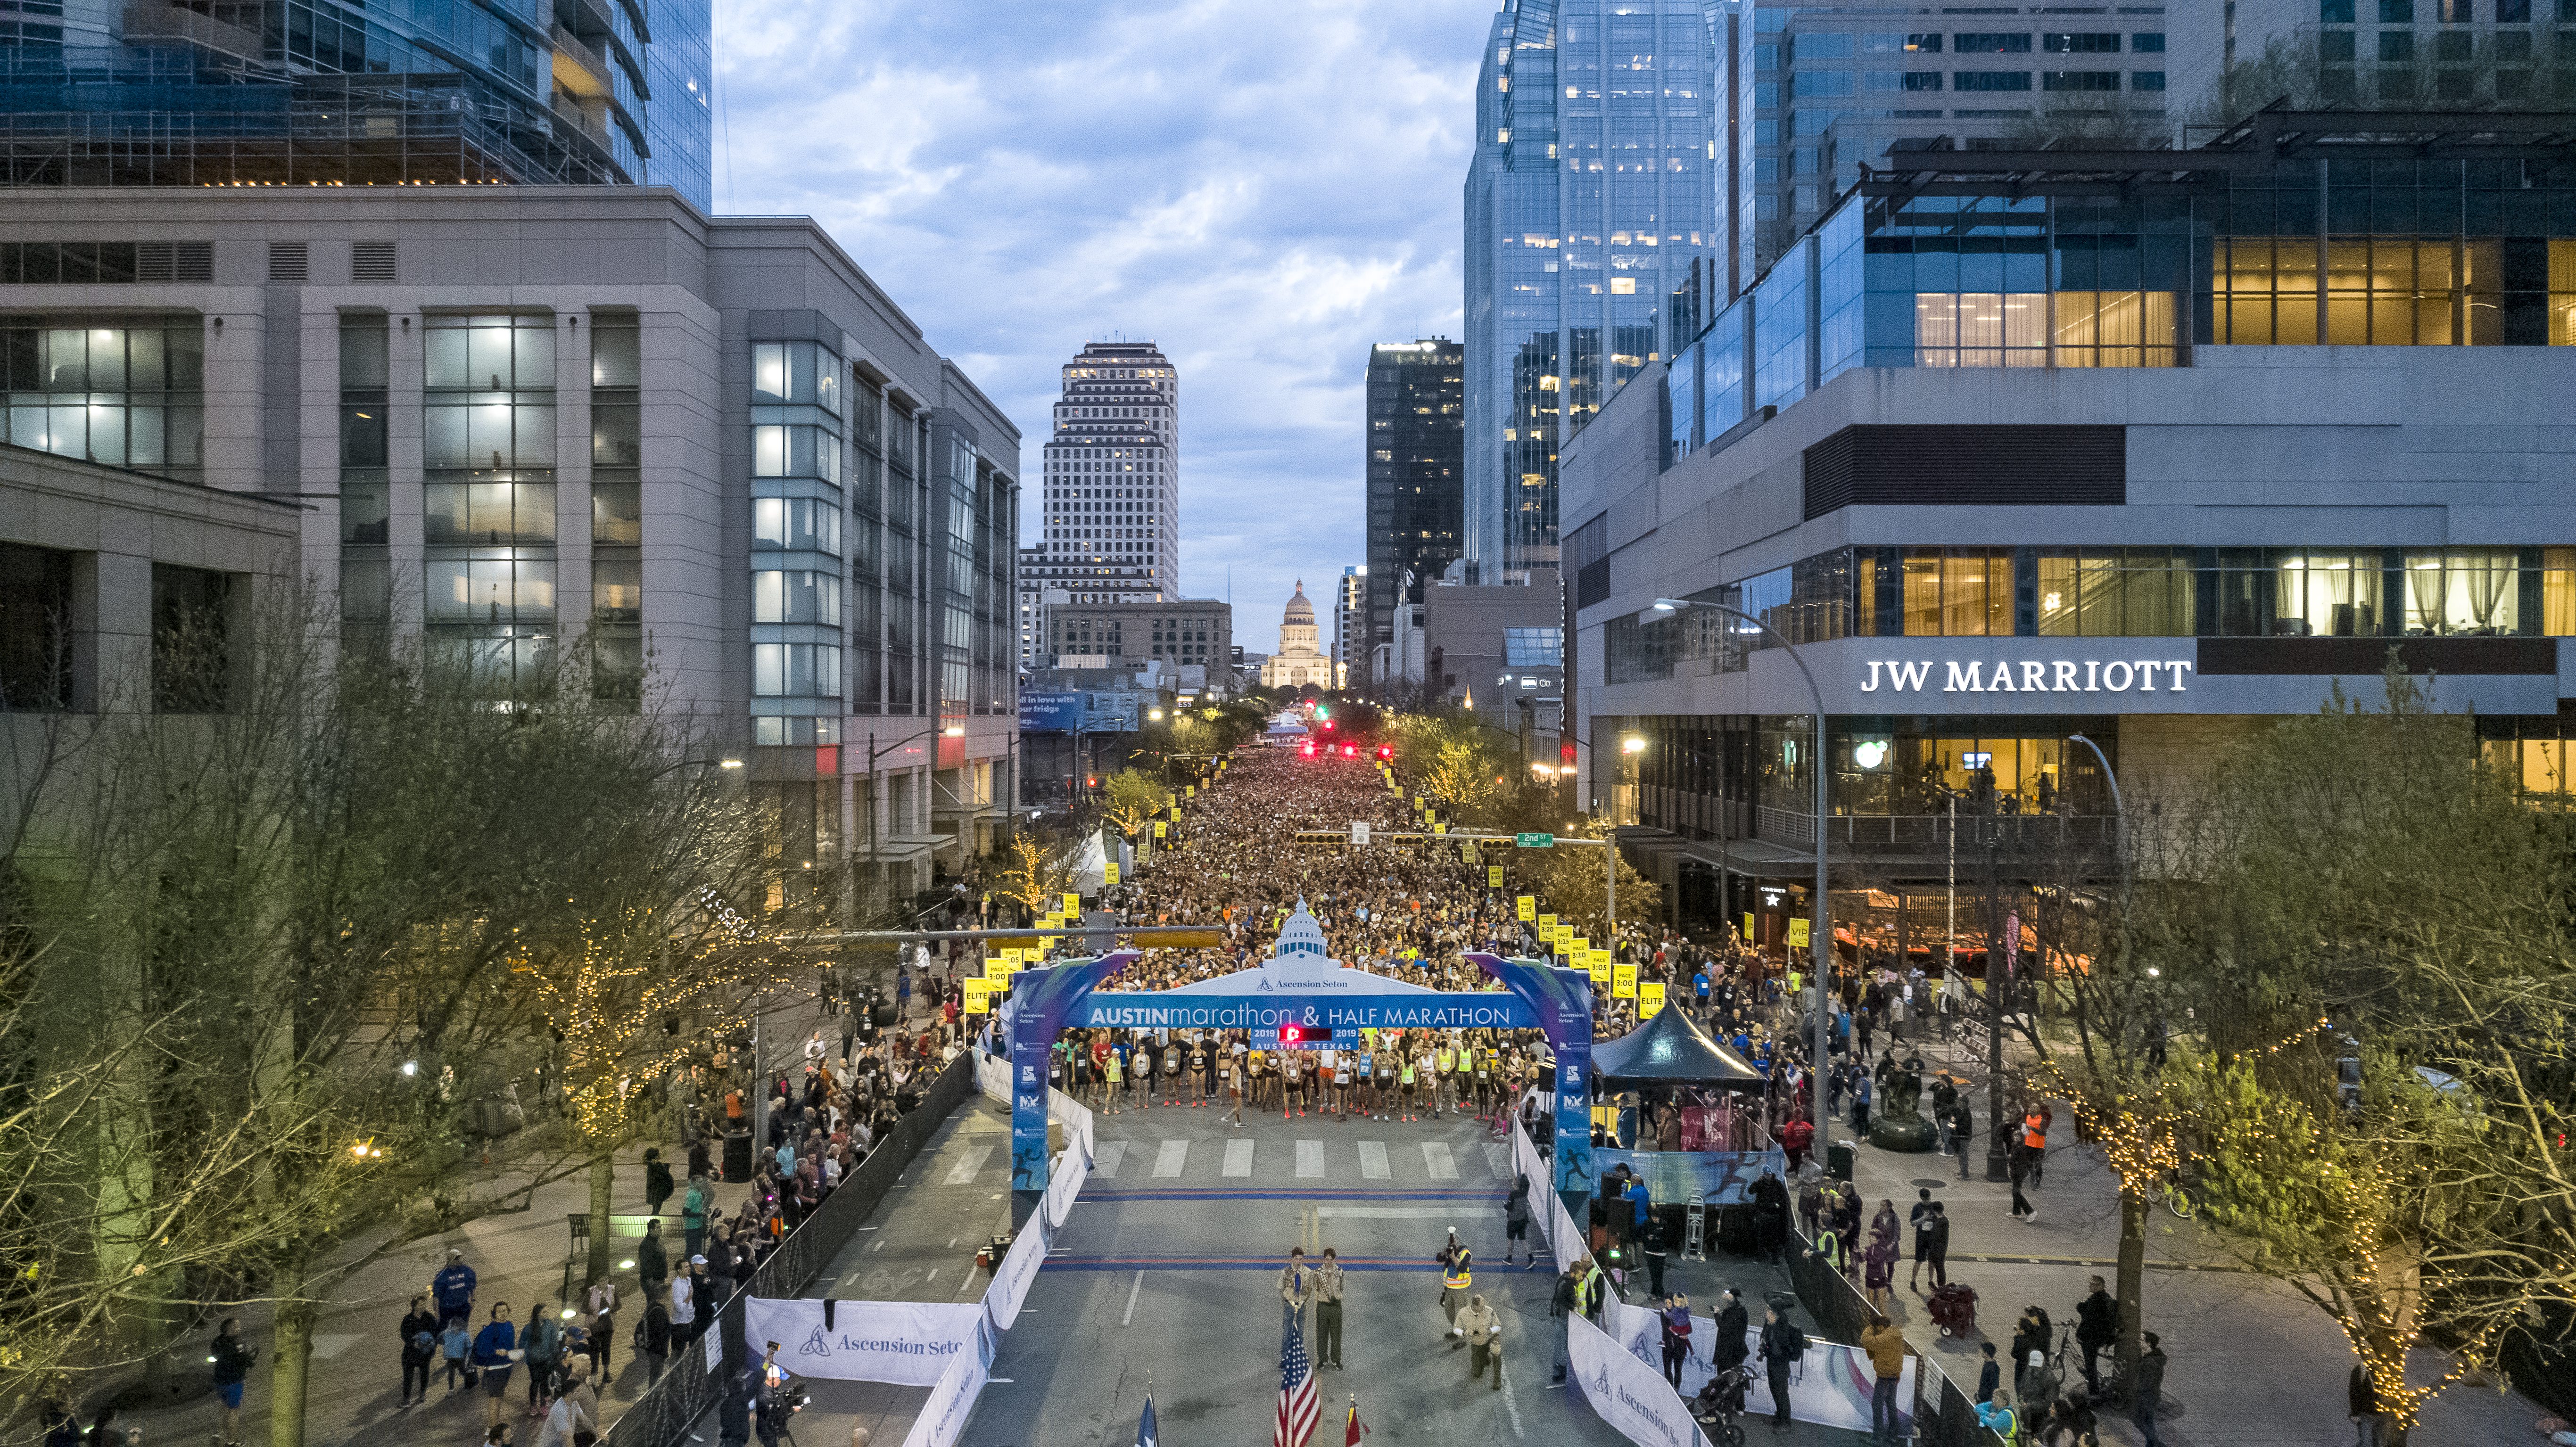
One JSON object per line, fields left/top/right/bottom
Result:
{"left": 1560, "top": 741, "right": 1577, "bottom": 762}
{"left": 1300, "top": 743, "right": 1316, "bottom": 757}
{"left": 1377, "top": 745, "right": 1394, "bottom": 760}
{"left": 1320, "top": 720, "right": 1334, "bottom": 731}
{"left": 1341, "top": 744, "right": 1356, "bottom": 756}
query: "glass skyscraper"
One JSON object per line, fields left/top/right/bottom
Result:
{"left": 1465, "top": 0, "right": 1720, "bottom": 577}
{"left": 0, "top": 0, "right": 712, "bottom": 208}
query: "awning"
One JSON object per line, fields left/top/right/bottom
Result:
{"left": 1590, "top": 1001, "right": 1766, "bottom": 1088}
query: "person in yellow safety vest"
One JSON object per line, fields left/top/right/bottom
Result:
{"left": 1436, "top": 1044, "right": 1458, "bottom": 1117}
{"left": 1437, "top": 1230, "right": 1474, "bottom": 1340}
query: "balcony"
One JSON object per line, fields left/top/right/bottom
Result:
{"left": 122, "top": 0, "right": 267, "bottom": 66}
{"left": 1751, "top": 806, "right": 2118, "bottom": 859}
{"left": 550, "top": 94, "right": 609, "bottom": 151}
{"left": 551, "top": 23, "right": 611, "bottom": 99}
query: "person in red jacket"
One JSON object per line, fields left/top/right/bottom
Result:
{"left": 1781, "top": 1114, "right": 1816, "bottom": 1172}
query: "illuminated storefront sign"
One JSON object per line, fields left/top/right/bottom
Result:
{"left": 1859, "top": 658, "right": 2195, "bottom": 695}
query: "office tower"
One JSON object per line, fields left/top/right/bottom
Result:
{"left": 1016, "top": 544, "right": 1063, "bottom": 674}
{"left": 0, "top": 0, "right": 713, "bottom": 208}
{"left": 1464, "top": 0, "right": 1720, "bottom": 578}
{"left": 1331, "top": 566, "right": 1366, "bottom": 688}
{"left": 1363, "top": 337, "right": 1464, "bottom": 683}
{"left": 0, "top": 186, "right": 1016, "bottom": 908}
{"left": 1039, "top": 341, "right": 1179, "bottom": 603}
{"left": 1734, "top": 4, "right": 2171, "bottom": 280}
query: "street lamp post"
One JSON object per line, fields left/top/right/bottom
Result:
{"left": 644, "top": 755, "right": 744, "bottom": 784}
{"left": 1646, "top": 598, "right": 1833, "bottom": 1146}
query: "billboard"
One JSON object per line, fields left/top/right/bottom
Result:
{"left": 1018, "top": 690, "right": 1082, "bottom": 732}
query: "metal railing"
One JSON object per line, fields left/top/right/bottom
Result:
{"left": 1747, "top": 809, "right": 2119, "bottom": 855}
{"left": 600, "top": 1052, "right": 974, "bottom": 1447}
{"left": 1783, "top": 1222, "right": 2006, "bottom": 1447}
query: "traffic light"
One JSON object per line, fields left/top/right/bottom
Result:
{"left": 1300, "top": 742, "right": 1316, "bottom": 757}
{"left": 1313, "top": 704, "right": 1329, "bottom": 719}
{"left": 1377, "top": 745, "right": 1394, "bottom": 760}
{"left": 1341, "top": 744, "right": 1356, "bottom": 756}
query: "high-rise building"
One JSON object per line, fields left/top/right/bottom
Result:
{"left": 1331, "top": 566, "right": 1367, "bottom": 688}
{"left": 0, "top": 0, "right": 713, "bottom": 208}
{"left": 1015, "top": 544, "right": 1061, "bottom": 674}
{"left": 1364, "top": 337, "right": 1464, "bottom": 683}
{"left": 0, "top": 186, "right": 1016, "bottom": 909}
{"left": 1038, "top": 341, "right": 1178, "bottom": 604}
{"left": 1732, "top": 3, "right": 2172, "bottom": 281}
{"left": 1465, "top": 0, "right": 1720, "bottom": 578}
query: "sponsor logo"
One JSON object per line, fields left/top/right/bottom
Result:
{"left": 1860, "top": 658, "right": 2193, "bottom": 695}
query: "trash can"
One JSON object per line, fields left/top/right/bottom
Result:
{"left": 1827, "top": 1140, "right": 1857, "bottom": 1183}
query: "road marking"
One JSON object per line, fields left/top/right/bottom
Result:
{"left": 1358, "top": 1141, "right": 1391, "bottom": 1179}
{"left": 1319, "top": 1206, "right": 1503, "bottom": 1220}
{"left": 1153, "top": 1140, "right": 1189, "bottom": 1178}
{"left": 1095, "top": 1140, "right": 1128, "bottom": 1178}
{"left": 947, "top": 1237, "right": 957, "bottom": 1249}
{"left": 872, "top": 1241, "right": 885, "bottom": 1253}
{"left": 1223, "top": 1138, "right": 1255, "bottom": 1177}
{"left": 1483, "top": 1142, "right": 1512, "bottom": 1178}
{"left": 1122, "top": 1270, "right": 1144, "bottom": 1326}
{"left": 1423, "top": 1142, "right": 1459, "bottom": 1180}
{"left": 943, "top": 1144, "right": 994, "bottom": 1185}
{"left": 1296, "top": 1140, "right": 1325, "bottom": 1178}
{"left": 1499, "top": 1356, "right": 1525, "bottom": 1438}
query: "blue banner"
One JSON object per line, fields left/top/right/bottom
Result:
{"left": 1554, "top": 1037, "right": 1594, "bottom": 1200}
{"left": 1067, "top": 994, "right": 1534, "bottom": 1031}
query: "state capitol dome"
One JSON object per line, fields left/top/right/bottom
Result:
{"left": 1261, "top": 579, "right": 1338, "bottom": 691}
{"left": 1283, "top": 582, "right": 1314, "bottom": 625}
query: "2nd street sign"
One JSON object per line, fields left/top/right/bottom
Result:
{"left": 1516, "top": 832, "right": 1554, "bottom": 848}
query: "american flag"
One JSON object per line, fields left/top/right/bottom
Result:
{"left": 1273, "top": 1311, "right": 1318, "bottom": 1447}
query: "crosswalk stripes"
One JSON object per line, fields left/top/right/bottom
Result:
{"left": 1422, "top": 1142, "right": 1459, "bottom": 1181}
{"left": 1152, "top": 1139, "right": 1189, "bottom": 1178}
{"left": 942, "top": 1143, "right": 995, "bottom": 1185}
{"left": 1357, "top": 1141, "right": 1391, "bottom": 1180}
{"left": 1222, "top": 1138, "right": 1255, "bottom": 1177}
{"left": 1295, "top": 1140, "right": 1325, "bottom": 1178}
{"left": 1094, "top": 1141, "right": 1127, "bottom": 1179}
{"left": 1482, "top": 1142, "right": 1511, "bottom": 1179}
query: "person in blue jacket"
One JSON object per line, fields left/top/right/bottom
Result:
{"left": 432, "top": 1248, "right": 479, "bottom": 1328}
{"left": 470, "top": 1301, "right": 520, "bottom": 1434}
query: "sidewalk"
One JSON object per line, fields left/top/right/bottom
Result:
{"left": 1827, "top": 1020, "right": 2541, "bottom": 1447}
{"left": 109, "top": 987, "right": 884, "bottom": 1447}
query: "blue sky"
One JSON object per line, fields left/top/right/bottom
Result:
{"left": 716, "top": 0, "right": 1491, "bottom": 651}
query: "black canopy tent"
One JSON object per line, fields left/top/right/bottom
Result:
{"left": 1590, "top": 1001, "right": 1766, "bottom": 1088}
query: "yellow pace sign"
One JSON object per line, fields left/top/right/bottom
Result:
{"left": 1613, "top": 963, "right": 1639, "bottom": 998}
{"left": 963, "top": 979, "right": 991, "bottom": 1013}
{"left": 1518, "top": 896, "right": 1536, "bottom": 921}
{"left": 1488, "top": 866, "right": 1504, "bottom": 888}
{"left": 1062, "top": 892, "right": 1081, "bottom": 916}
{"left": 1536, "top": 913, "right": 1556, "bottom": 932}
{"left": 1154, "top": 822, "right": 1168, "bottom": 839}
{"left": 1587, "top": 954, "right": 1611, "bottom": 983}
{"left": 1640, "top": 981, "right": 1667, "bottom": 1017}
{"left": 1104, "top": 862, "right": 1121, "bottom": 886}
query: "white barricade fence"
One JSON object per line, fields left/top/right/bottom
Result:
{"left": 1048, "top": 1087, "right": 1095, "bottom": 1166}
{"left": 983, "top": 1208, "right": 1050, "bottom": 1332}
{"left": 898, "top": 1315, "right": 995, "bottom": 1447}
{"left": 1040, "top": 1127, "right": 1088, "bottom": 1232}
{"left": 1566, "top": 1312, "right": 1717, "bottom": 1447}
{"left": 1602, "top": 1295, "right": 1662, "bottom": 1364}
{"left": 740, "top": 1299, "right": 985, "bottom": 1388}
{"left": 974, "top": 1050, "right": 1010, "bottom": 1106}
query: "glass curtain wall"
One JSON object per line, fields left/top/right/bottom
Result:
{"left": 590, "top": 312, "right": 643, "bottom": 706}
{"left": 338, "top": 312, "right": 389, "bottom": 659}
{"left": 749, "top": 337, "right": 845, "bottom": 747}
{"left": 0, "top": 317, "right": 204, "bottom": 479}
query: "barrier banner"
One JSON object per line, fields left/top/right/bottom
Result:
{"left": 983, "top": 1210, "right": 1049, "bottom": 1332}
{"left": 1663, "top": 1320, "right": 1914, "bottom": 1435}
{"left": 974, "top": 1051, "right": 1010, "bottom": 1106}
{"left": 1040, "top": 1128, "right": 1088, "bottom": 1231}
{"left": 1048, "top": 1087, "right": 1096, "bottom": 1167}
{"left": 1591, "top": 1148, "right": 1789, "bottom": 1207}
{"left": 1603, "top": 1295, "right": 1662, "bottom": 1364}
{"left": 1567, "top": 1312, "right": 1717, "bottom": 1447}
{"left": 898, "top": 1318, "right": 994, "bottom": 1447}
{"left": 741, "top": 1299, "right": 984, "bottom": 1388}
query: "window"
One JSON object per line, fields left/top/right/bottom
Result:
{"left": 594, "top": 558, "right": 642, "bottom": 622}
{"left": 2322, "top": 0, "right": 2356, "bottom": 18}
{"left": 1905, "top": 70, "right": 1946, "bottom": 88}
{"left": 2044, "top": 32, "right": 2123, "bottom": 49}
{"left": 752, "top": 423, "right": 844, "bottom": 483}
{"left": 2131, "top": 69, "right": 2167, "bottom": 88}
{"left": 2044, "top": 69, "right": 2123, "bottom": 88}
{"left": 752, "top": 569, "right": 842, "bottom": 625}
{"left": 2036, "top": 551, "right": 2196, "bottom": 636}
{"left": 2380, "top": 0, "right": 2412, "bottom": 20}
{"left": 1503, "top": 627, "right": 1564, "bottom": 667}
{"left": 424, "top": 314, "right": 553, "bottom": 392}
{"left": 753, "top": 497, "right": 841, "bottom": 553}
{"left": 1795, "top": 69, "right": 1855, "bottom": 95}
{"left": 1954, "top": 32, "right": 2033, "bottom": 51}
{"left": 2403, "top": 551, "right": 2521, "bottom": 635}
{"left": 2498, "top": 0, "right": 2528, "bottom": 18}
{"left": 752, "top": 642, "right": 841, "bottom": 697}
{"left": 0, "top": 319, "right": 206, "bottom": 477}
{"left": 151, "top": 564, "right": 230, "bottom": 714}
{"left": 0, "top": 542, "right": 73, "bottom": 711}
{"left": 751, "top": 340, "right": 843, "bottom": 413}
{"left": 1899, "top": 550, "right": 2014, "bottom": 636}
{"left": 1955, "top": 69, "right": 2035, "bottom": 89}
{"left": 1906, "top": 32, "right": 1943, "bottom": 50}
{"left": 2130, "top": 31, "right": 2166, "bottom": 49}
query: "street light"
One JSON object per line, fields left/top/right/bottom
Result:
{"left": 1648, "top": 596, "right": 1833, "bottom": 1145}
{"left": 645, "top": 756, "right": 744, "bottom": 783}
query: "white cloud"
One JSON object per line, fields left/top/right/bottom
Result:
{"left": 718, "top": 0, "right": 1486, "bottom": 650}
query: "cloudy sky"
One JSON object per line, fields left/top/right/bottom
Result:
{"left": 716, "top": 0, "right": 1492, "bottom": 651}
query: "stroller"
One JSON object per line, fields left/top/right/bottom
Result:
{"left": 1928, "top": 1281, "right": 1980, "bottom": 1337}
{"left": 1689, "top": 1365, "right": 1752, "bottom": 1447}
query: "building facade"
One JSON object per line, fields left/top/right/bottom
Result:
{"left": 0, "top": 0, "right": 713, "bottom": 206}
{"left": 1733, "top": 2, "right": 2175, "bottom": 281}
{"left": 1038, "top": 340, "right": 1179, "bottom": 603}
{"left": 1465, "top": 0, "right": 1721, "bottom": 580}
{"left": 1016, "top": 543, "right": 1065, "bottom": 674}
{"left": 1364, "top": 337, "right": 1464, "bottom": 678}
{"left": 1562, "top": 117, "right": 2576, "bottom": 946}
{"left": 1422, "top": 576, "right": 1566, "bottom": 752}
{"left": 1039, "top": 598, "right": 1231, "bottom": 680}
{"left": 1332, "top": 566, "right": 1367, "bottom": 688}
{"left": 1260, "top": 582, "right": 1338, "bottom": 691}
{"left": 0, "top": 186, "right": 1016, "bottom": 908}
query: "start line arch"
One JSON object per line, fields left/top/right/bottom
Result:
{"left": 998, "top": 905, "right": 1598, "bottom": 1202}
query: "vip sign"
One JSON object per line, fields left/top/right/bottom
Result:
{"left": 1861, "top": 658, "right": 2195, "bottom": 694}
